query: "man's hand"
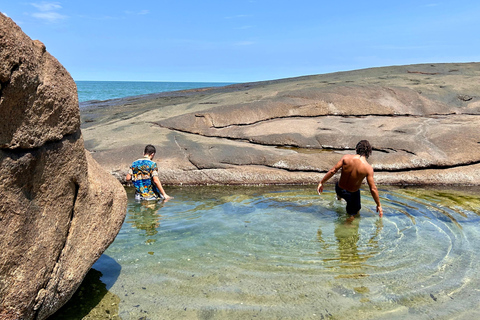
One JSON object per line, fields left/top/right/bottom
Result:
{"left": 377, "top": 205, "right": 383, "bottom": 217}
{"left": 163, "top": 194, "right": 173, "bottom": 202}
{"left": 317, "top": 183, "right": 323, "bottom": 195}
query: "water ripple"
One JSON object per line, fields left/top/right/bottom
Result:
{"left": 84, "top": 186, "right": 480, "bottom": 319}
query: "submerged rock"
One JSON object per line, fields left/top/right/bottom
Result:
{"left": 81, "top": 62, "right": 480, "bottom": 185}
{"left": 0, "top": 14, "right": 127, "bottom": 319}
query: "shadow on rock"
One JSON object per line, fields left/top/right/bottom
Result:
{"left": 49, "top": 255, "right": 121, "bottom": 319}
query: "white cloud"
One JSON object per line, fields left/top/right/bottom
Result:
{"left": 1, "top": 12, "right": 8, "bottom": 17}
{"left": 29, "top": 1, "right": 67, "bottom": 23}
{"left": 31, "top": 2, "right": 62, "bottom": 12}
{"left": 32, "top": 11, "right": 66, "bottom": 22}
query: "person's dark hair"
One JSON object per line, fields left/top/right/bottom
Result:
{"left": 356, "top": 140, "right": 372, "bottom": 158}
{"left": 144, "top": 144, "right": 156, "bottom": 156}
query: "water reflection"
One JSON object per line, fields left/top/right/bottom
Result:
{"left": 317, "top": 213, "right": 383, "bottom": 274}
{"left": 127, "top": 200, "right": 163, "bottom": 243}
{"left": 53, "top": 185, "right": 480, "bottom": 320}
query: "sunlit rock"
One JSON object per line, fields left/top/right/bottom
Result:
{"left": 0, "top": 14, "right": 127, "bottom": 319}
{"left": 81, "top": 63, "right": 480, "bottom": 185}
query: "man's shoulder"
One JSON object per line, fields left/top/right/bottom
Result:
{"left": 363, "top": 160, "right": 374, "bottom": 173}
{"left": 131, "top": 158, "right": 156, "bottom": 167}
{"left": 341, "top": 154, "right": 356, "bottom": 163}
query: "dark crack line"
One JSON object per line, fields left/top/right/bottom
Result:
{"left": 218, "top": 161, "right": 327, "bottom": 174}
{"left": 158, "top": 124, "right": 422, "bottom": 155}
{"left": 179, "top": 112, "right": 479, "bottom": 130}
{"left": 173, "top": 134, "right": 201, "bottom": 170}
{"left": 155, "top": 123, "right": 268, "bottom": 145}
{"left": 375, "top": 160, "right": 480, "bottom": 173}
{"left": 378, "top": 148, "right": 417, "bottom": 156}
{"left": 159, "top": 123, "right": 342, "bottom": 150}
{"left": 157, "top": 124, "right": 479, "bottom": 173}
{"left": 173, "top": 134, "right": 225, "bottom": 174}
{"left": 215, "top": 160, "right": 480, "bottom": 174}
{"left": 156, "top": 112, "right": 479, "bottom": 137}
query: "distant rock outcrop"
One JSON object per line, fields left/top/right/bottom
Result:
{"left": 81, "top": 62, "right": 480, "bottom": 186}
{"left": 0, "top": 14, "right": 127, "bottom": 320}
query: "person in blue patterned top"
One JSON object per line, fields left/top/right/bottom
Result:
{"left": 126, "top": 144, "right": 172, "bottom": 201}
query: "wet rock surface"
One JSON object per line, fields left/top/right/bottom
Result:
{"left": 0, "top": 14, "right": 127, "bottom": 319}
{"left": 81, "top": 62, "right": 480, "bottom": 185}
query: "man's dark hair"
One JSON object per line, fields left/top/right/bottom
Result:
{"left": 144, "top": 144, "right": 156, "bottom": 156}
{"left": 356, "top": 140, "right": 372, "bottom": 158}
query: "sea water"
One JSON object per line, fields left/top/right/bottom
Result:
{"left": 52, "top": 185, "right": 480, "bottom": 319}
{"left": 75, "top": 81, "right": 235, "bottom": 103}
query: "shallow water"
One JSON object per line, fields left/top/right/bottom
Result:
{"left": 53, "top": 185, "right": 480, "bottom": 319}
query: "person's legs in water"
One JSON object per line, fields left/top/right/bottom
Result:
{"left": 336, "top": 182, "right": 361, "bottom": 219}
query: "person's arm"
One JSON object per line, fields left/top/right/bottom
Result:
{"left": 317, "top": 157, "right": 344, "bottom": 194}
{"left": 125, "top": 169, "right": 132, "bottom": 185}
{"left": 366, "top": 169, "right": 383, "bottom": 217}
{"left": 152, "top": 176, "right": 172, "bottom": 200}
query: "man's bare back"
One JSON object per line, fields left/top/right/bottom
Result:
{"left": 337, "top": 154, "right": 373, "bottom": 192}
{"left": 317, "top": 140, "right": 383, "bottom": 217}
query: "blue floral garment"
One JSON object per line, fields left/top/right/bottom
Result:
{"left": 128, "top": 157, "right": 161, "bottom": 200}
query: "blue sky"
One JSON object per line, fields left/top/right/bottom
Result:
{"left": 2, "top": 1, "right": 480, "bottom": 82}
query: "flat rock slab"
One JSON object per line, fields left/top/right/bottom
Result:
{"left": 81, "top": 62, "right": 480, "bottom": 185}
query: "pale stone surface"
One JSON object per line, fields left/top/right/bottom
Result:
{"left": 0, "top": 14, "right": 127, "bottom": 320}
{"left": 81, "top": 63, "right": 480, "bottom": 186}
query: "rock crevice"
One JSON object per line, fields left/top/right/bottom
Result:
{"left": 81, "top": 60, "right": 480, "bottom": 185}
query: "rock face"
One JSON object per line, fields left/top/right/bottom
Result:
{"left": 81, "top": 63, "right": 480, "bottom": 185}
{"left": 0, "top": 14, "right": 127, "bottom": 320}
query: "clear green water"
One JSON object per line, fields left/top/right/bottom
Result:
{"left": 53, "top": 185, "right": 480, "bottom": 319}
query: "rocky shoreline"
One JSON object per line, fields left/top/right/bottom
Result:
{"left": 81, "top": 62, "right": 480, "bottom": 186}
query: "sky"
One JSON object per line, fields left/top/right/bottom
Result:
{"left": 2, "top": 1, "right": 480, "bottom": 83}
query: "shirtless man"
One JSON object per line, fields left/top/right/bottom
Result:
{"left": 317, "top": 140, "right": 383, "bottom": 218}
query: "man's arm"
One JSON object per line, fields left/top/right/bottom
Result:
{"left": 125, "top": 169, "right": 132, "bottom": 186}
{"left": 152, "top": 176, "right": 172, "bottom": 200}
{"left": 317, "top": 157, "right": 344, "bottom": 194}
{"left": 366, "top": 169, "right": 383, "bottom": 217}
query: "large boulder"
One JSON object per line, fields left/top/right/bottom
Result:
{"left": 81, "top": 63, "right": 480, "bottom": 185}
{"left": 0, "top": 14, "right": 127, "bottom": 319}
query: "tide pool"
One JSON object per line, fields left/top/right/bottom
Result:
{"left": 52, "top": 185, "right": 480, "bottom": 319}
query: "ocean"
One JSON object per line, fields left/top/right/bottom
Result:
{"left": 75, "top": 81, "right": 235, "bottom": 103}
